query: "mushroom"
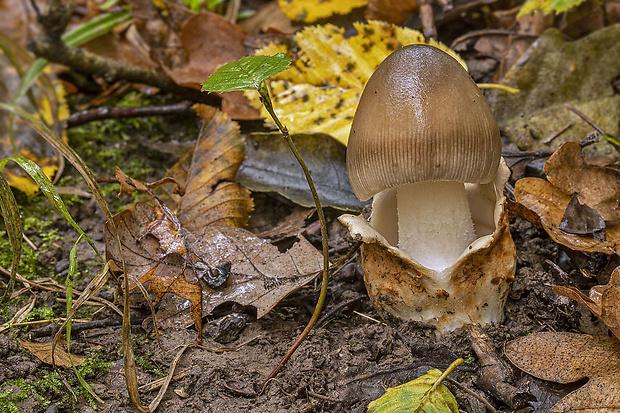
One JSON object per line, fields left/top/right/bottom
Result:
{"left": 347, "top": 44, "right": 501, "bottom": 273}
{"left": 339, "top": 44, "right": 516, "bottom": 332}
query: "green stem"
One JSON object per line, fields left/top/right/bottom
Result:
{"left": 259, "top": 86, "right": 330, "bottom": 389}
{"left": 415, "top": 358, "right": 464, "bottom": 412}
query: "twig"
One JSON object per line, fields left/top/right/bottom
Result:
{"left": 353, "top": 311, "right": 385, "bottom": 325}
{"left": 28, "top": 1, "right": 217, "bottom": 106}
{"left": 306, "top": 388, "right": 341, "bottom": 403}
{"left": 29, "top": 317, "right": 132, "bottom": 339}
{"left": 316, "top": 296, "right": 362, "bottom": 327}
{"left": 67, "top": 101, "right": 195, "bottom": 128}
{"left": 450, "top": 29, "right": 539, "bottom": 49}
{"left": 468, "top": 325, "right": 536, "bottom": 409}
{"left": 542, "top": 122, "right": 573, "bottom": 144}
{"left": 419, "top": 0, "right": 437, "bottom": 40}
{"left": 564, "top": 103, "right": 606, "bottom": 135}
{"left": 444, "top": 377, "right": 498, "bottom": 413}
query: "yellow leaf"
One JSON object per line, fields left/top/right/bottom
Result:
{"left": 247, "top": 21, "right": 466, "bottom": 145}
{"left": 278, "top": 0, "right": 368, "bottom": 23}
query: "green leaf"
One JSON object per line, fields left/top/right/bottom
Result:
{"left": 0, "top": 173, "right": 22, "bottom": 301}
{"left": 201, "top": 54, "right": 292, "bottom": 93}
{"left": 367, "top": 359, "right": 462, "bottom": 413}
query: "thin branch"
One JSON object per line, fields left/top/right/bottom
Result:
{"left": 29, "top": 34, "right": 215, "bottom": 104}
{"left": 67, "top": 101, "right": 195, "bottom": 127}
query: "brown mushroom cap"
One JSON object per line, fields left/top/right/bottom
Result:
{"left": 347, "top": 44, "right": 502, "bottom": 201}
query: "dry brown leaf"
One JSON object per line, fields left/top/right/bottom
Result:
{"left": 554, "top": 266, "right": 620, "bottom": 340}
{"left": 514, "top": 142, "right": 620, "bottom": 254}
{"left": 165, "top": 13, "right": 259, "bottom": 120}
{"left": 365, "top": 0, "right": 417, "bottom": 25}
{"left": 544, "top": 142, "right": 620, "bottom": 222}
{"left": 505, "top": 332, "right": 620, "bottom": 412}
{"left": 105, "top": 106, "right": 322, "bottom": 332}
{"left": 20, "top": 340, "right": 84, "bottom": 368}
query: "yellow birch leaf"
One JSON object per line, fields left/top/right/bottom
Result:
{"left": 246, "top": 20, "right": 466, "bottom": 145}
{"left": 278, "top": 0, "right": 368, "bottom": 23}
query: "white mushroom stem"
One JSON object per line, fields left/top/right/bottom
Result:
{"left": 397, "top": 181, "right": 476, "bottom": 274}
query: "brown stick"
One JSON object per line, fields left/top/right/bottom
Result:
{"left": 67, "top": 101, "right": 195, "bottom": 127}
{"left": 419, "top": 0, "right": 437, "bottom": 40}
{"left": 468, "top": 325, "right": 536, "bottom": 409}
{"left": 29, "top": 0, "right": 217, "bottom": 106}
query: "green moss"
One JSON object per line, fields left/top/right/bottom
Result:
{"left": 0, "top": 349, "right": 117, "bottom": 411}
{"left": 66, "top": 90, "right": 198, "bottom": 212}
{"left": 0, "top": 378, "right": 49, "bottom": 412}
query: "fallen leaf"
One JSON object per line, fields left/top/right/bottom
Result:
{"left": 236, "top": 132, "right": 364, "bottom": 210}
{"left": 492, "top": 25, "right": 620, "bottom": 161}
{"left": 247, "top": 21, "right": 465, "bottom": 145}
{"left": 518, "top": 0, "right": 587, "bottom": 16}
{"left": 166, "top": 12, "right": 259, "bottom": 120}
{"left": 367, "top": 362, "right": 460, "bottom": 412}
{"left": 365, "top": 0, "right": 417, "bottom": 25}
{"left": 105, "top": 106, "right": 323, "bottom": 331}
{"left": 514, "top": 142, "right": 620, "bottom": 255}
{"left": 554, "top": 266, "right": 620, "bottom": 339}
{"left": 544, "top": 141, "right": 620, "bottom": 222}
{"left": 505, "top": 332, "right": 620, "bottom": 412}
{"left": 168, "top": 12, "right": 249, "bottom": 88}
{"left": 253, "top": 206, "right": 315, "bottom": 240}
{"left": 239, "top": 1, "right": 299, "bottom": 35}
{"left": 558, "top": 194, "right": 605, "bottom": 240}
{"left": 277, "top": 0, "right": 368, "bottom": 23}
{"left": 20, "top": 340, "right": 83, "bottom": 368}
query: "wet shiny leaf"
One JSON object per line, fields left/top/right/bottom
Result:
{"left": 237, "top": 132, "right": 363, "bottom": 210}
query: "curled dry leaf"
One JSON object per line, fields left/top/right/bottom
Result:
{"left": 505, "top": 332, "right": 620, "bottom": 412}
{"left": 514, "top": 141, "right": 620, "bottom": 254}
{"left": 20, "top": 340, "right": 83, "bottom": 368}
{"left": 105, "top": 106, "right": 323, "bottom": 331}
{"left": 554, "top": 266, "right": 620, "bottom": 340}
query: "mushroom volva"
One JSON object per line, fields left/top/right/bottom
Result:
{"left": 340, "top": 45, "right": 516, "bottom": 333}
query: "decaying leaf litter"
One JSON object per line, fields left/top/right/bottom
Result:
{"left": 0, "top": 0, "right": 620, "bottom": 411}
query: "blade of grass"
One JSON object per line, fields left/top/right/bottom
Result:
{"left": 0, "top": 173, "right": 22, "bottom": 302}
{"left": 55, "top": 243, "right": 108, "bottom": 408}
{"left": 0, "top": 156, "right": 103, "bottom": 263}
{"left": 0, "top": 103, "right": 146, "bottom": 411}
